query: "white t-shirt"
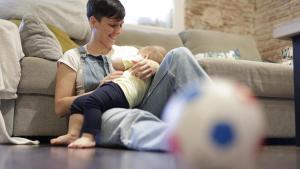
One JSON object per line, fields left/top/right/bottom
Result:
{"left": 58, "top": 45, "right": 138, "bottom": 95}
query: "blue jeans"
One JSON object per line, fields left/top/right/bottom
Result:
{"left": 99, "top": 47, "right": 210, "bottom": 151}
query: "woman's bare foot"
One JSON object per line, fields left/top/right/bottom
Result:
{"left": 50, "top": 134, "right": 79, "bottom": 145}
{"left": 68, "top": 133, "right": 96, "bottom": 148}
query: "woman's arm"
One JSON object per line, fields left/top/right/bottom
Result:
{"left": 55, "top": 62, "right": 124, "bottom": 117}
{"left": 54, "top": 63, "right": 79, "bottom": 117}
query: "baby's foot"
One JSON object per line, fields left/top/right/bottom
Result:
{"left": 50, "top": 134, "right": 79, "bottom": 145}
{"left": 68, "top": 134, "right": 96, "bottom": 149}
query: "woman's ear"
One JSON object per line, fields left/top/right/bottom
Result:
{"left": 89, "top": 16, "right": 97, "bottom": 28}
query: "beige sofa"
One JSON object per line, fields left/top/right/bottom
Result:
{"left": 4, "top": 25, "right": 294, "bottom": 140}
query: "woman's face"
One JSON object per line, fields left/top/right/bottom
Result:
{"left": 90, "top": 16, "right": 124, "bottom": 49}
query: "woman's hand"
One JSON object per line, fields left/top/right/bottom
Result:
{"left": 99, "top": 71, "right": 124, "bottom": 86}
{"left": 131, "top": 59, "right": 159, "bottom": 80}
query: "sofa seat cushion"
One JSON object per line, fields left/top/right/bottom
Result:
{"left": 18, "top": 57, "right": 56, "bottom": 96}
{"left": 198, "top": 58, "right": 294, "bottom": 99}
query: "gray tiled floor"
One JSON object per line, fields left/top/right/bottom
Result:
{"left": 0, "top": 145, "right": 298, "bottom": 169}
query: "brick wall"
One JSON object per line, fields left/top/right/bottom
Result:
{"left": 185, "top": 0, "right": 255, "bottom": 35}
{"left": 255, "top": 0, "right": 300, "bottom": 62}
{"left": 185, "top": 0, "right": 300, "bottom": 62}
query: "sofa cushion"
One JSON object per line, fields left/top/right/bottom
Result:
{"left": 0, "top": 0, "right": 90, "bottom": 41}
{"left": 180, "top": 29, "right": 262, "bottom": 61}
{"left": 18, "top": 57, "right": 56, "bottom": 96}
{"left": 46, "top": 24, "right": 79, "bottom": 53}
{"left": 11, "top": 19, "right": 78, "bottom": 53}
{"left": 260, "top": 98, "right": 295, "bottom": 137}
{"left": 116, "top": 25, "right": 183, "bottom": 51}
{"left": 14, "top": 94, "right": 67, "bottom": 136}
{"left": 198, "top": 59, "right": 293, "bottom": 99}
{"left": 19, "top": 15, "right": 63, "bottom": 61}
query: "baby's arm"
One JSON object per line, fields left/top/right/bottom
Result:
{"left": 111, "top": 55, "right": 144, "bottom": 71}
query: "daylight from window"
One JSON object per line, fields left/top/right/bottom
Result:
{"left": 120, "top": 0, "right": 174, "bottom": 28}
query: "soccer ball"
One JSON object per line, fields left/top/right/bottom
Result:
{"left": 162, "top": 78, "right": 266, "bottom": 169}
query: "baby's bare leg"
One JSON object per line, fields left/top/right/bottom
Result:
{"left": 50, "top": 114, "right": 83, "bottom": 145}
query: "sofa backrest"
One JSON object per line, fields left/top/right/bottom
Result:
{"left": 179, "top": 29, "right": 262, "bottom": 61}
{"left": 115, "top": 25, "right": 183, "bottom": 52}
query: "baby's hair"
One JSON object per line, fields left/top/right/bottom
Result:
{"left": 138, "top": 46, "right": 167, "bottom": 64}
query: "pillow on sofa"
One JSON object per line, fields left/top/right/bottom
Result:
{"left": 19, "top": 15, "right": 63, "bottom": 61}
{"left": 0, "top": 0, "right": 90, "bottom": 41}
{"left": 194, "top": 49, "right": 240, "bottom": 60}
{"left": 10, "top": 19, "right": 78, "bottom": 53}
{"left": 47, "top": 24, "right": 79, "bottom": 53}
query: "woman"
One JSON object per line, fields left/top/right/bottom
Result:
{"left": 51, "top": 0, "right": 210, "bottom": 150}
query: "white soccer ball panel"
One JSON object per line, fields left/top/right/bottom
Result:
{"left": 163, "top": 78, "right": 266, "bottom": 169}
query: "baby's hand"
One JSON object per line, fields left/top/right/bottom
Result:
{"left": 131, "top": 59, "right": 158, "bottom": 80}
{"left": 99, "top": 71, "right": 124, "bottom": 86}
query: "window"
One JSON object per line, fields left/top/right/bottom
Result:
{"left": 120, "top": 0, "right": 184, "bottom": 32}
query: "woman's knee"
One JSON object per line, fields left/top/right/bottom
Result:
{"left": 164, "top": 47, "right": 194, "bottom": 65}
{"left": 171, "top": 47, "right": 191, "bottom": 54}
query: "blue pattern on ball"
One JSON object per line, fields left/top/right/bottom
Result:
{"left": 211, "top": 122, "right": 235, "bottom": 148}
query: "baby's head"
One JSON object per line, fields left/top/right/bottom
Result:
{"left": 138, "top": 46, "right": 167, "bottom": 64}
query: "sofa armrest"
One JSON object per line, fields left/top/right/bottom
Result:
{"left": 198, "top": 58, "right": 294, "bottom": 99}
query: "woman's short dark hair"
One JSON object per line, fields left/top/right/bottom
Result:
{"left": 87, "top": 0, "right": 125, "bottom": 21}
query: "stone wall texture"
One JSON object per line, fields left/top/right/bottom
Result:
{"left": 185, "top": 0, "right": 300, "bottom": 62}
